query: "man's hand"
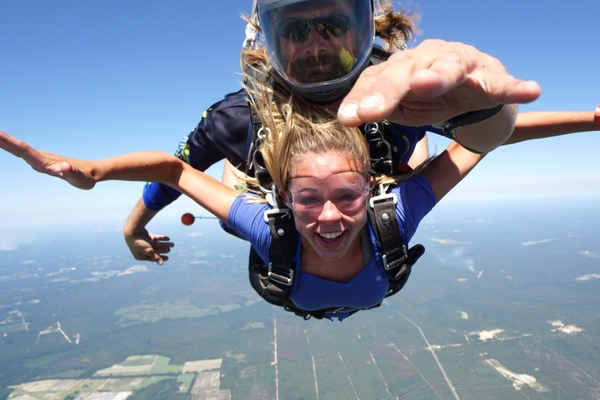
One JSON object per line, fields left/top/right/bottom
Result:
{"left": 123, "top": 198, "right": 175, "bottom": 265}
{"left": 337, "top": 39, "right": 541, "bottom": 127}
{"left": 124, "top": 227, "right": 174, "bottom": 265}
{"left": 0, "top": 130, "right": 97, "bottom": 189}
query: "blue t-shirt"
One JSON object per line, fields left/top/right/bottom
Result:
{"left": 227, "top": 175, "right": 436, "bottom": 320}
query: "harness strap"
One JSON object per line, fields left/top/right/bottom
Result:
{"left": 385, "top": 244, "right": 425, "bottom": 297}
{"left": 369, "top": 192, "right": 407, "bottom": 271}
{"left": 262, "top": 208, "right": 297, "bottom": 296}
{"left": 368, "top": 188, "right": 425, "bottom": 296}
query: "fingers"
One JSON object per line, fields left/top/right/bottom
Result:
{"left": 148, "top": 240, "right": 173, "bottom": 266}
{"left": 480, "top": 79, "right": 541, "bottom": 105}
{"left": 0, "top": 130, "right": 46, "bottom": 167}
{"left": 129, "top": 234, "right": 174, "bottom": 266}
{"left": 134, "top": 250, "right": 168, "bottom": 266}
{"left": 0, "top": 131, "right": 85, "bottom": 183}
{"left": 148, "top": 234, "right": 171, "bottom": 242}
{"left": 338, "top": 39, "right": 541, "bottom": 127}
{"left": 338, "top": 53, "right": 413, "bottom": 126}
{"left": 0, "top": 130, "right": 28, "bottom": 158}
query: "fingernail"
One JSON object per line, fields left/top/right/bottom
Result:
{"left": 338, "top": 102, "right": 359, "bottom": 119}
{"left": 360, "top": 94, "right": 384, "bottom": 110}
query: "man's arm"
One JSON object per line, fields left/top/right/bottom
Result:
{"left": 122, "top": 90, "right": 251, "bottom": 264}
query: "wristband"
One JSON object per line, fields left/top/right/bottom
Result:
{"left": 595, "top": 105, "right": 600, "bottom": 130}
{"left": 433, "top": 104, "right": 505, "bottom": 136}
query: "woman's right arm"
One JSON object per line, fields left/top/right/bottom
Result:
{"left": 0, "top": 130, "right": 238, "bottom": 223}
{"left": 505, "top": 110, "right": 598, "bottom": 145}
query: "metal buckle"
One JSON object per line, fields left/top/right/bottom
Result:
{"left": 268, "top": 263, "right": 294, "bottom": 286}
{"left": 263, "top": 186, "right": 291, "bottom": 222}
{"left": 381, "top": 248, "right": 407, "bottom": 271}
{"left": 369, "top": 185, "right": 398, "bottom": 209}
{"left": 329, "top": 307, "right": 352, "bottom": 314}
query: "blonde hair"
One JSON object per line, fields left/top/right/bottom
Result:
{"left": 246, "top": 76, "right": 371, "bottom": 193}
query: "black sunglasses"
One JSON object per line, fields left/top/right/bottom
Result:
{"left": 276, "top": 14, "right": 354, "bottom": 43}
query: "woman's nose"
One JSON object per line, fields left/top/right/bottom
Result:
{"left": 317, "top": 200, "right": 342, "bottom": 221}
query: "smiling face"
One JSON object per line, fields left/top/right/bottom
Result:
{"left": 285, "top": 150, "right": 370, "bottom": 263}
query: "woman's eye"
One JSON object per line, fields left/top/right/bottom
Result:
{"left": 338, "top": 192, "right": 362, "bottom": 203}
{"left": 298, "top": 197, "right": 320, "bottom": 206}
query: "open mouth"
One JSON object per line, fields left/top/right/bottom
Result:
{"left": 319, "top": 231, "right": 343, "bottom": 239}
{"left": 317, "top": 231, "right": 346, "bottom": 248}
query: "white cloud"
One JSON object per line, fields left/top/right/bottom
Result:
{"left": 0, "top": 232, "right": 37, "bottom": 251}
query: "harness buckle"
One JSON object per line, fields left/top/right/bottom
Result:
{"left": 381, "top": 248, "right": 407, "bottom": 271}
{"left": 263, "top": 186, "right": 291, "bottom": 222}
{"left": 369, "top": 185, "right": 398, "bottom": 209}
{"left": 268, "top": 263, "right": 294, "bottom": 286}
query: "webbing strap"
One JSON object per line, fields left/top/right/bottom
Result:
{"left": 385, "top": 244, "right": 425, "bottom": 297}
{"left": 369, "top": 194, "right": 407, "bottom": 271}
{"left": 368, "top": 188, "right": 425, "bottom": 295}
{"left": 265, "top": 209, "right": 296, "bottom": 294}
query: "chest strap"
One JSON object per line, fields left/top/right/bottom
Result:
{"left": 368, "top": 186, "right": 425, "bottom": 296}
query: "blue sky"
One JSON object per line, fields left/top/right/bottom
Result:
{"left": 1, "top": 0, "right": 599, "bottom": 235}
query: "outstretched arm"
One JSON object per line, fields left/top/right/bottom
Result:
{"left": 505, "top": 110, "right": 598, "bottom": 145}
{"left": 0, "top": 130, "right": 238, "bottom": 223}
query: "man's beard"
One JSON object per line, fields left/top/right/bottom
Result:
{"left": 290, "top": 53, "right": 345, "bottom": 84}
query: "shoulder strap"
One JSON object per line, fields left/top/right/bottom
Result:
{"left": 368, "top": 185, "right": 426, "bottom": 296}
{"left": 264, "top": 207, "right": 297, "bottom": 293}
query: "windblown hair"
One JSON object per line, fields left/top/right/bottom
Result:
{"left": 373, "top": 0, "right": 421, "bottom": 52}
{"left": 246, "top": 75, "right": 371, "bottom": 193}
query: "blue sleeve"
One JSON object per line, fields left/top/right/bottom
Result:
{"left": 393, "top": 175, "right": 436, "bottom": 243}
{"left": 143, "top": 181, "right": 184, "bottom": 211}
{"left": 227, "top": 195, "right": 273, "bottom": 264}
{"left": 142, "top": 90, "right": 251, "bottom": 210}
{"left": 386, "top": 124, "right": 445, "bottom": 165}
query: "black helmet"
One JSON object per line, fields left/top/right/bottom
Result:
{"left": 256, "top": 0, "right": 375, "bottom": 104}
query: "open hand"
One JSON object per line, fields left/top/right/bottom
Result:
{"left": 124, "top": 227, "right": 174, "bottom": 265}
{"left": 337, "top": 39, "right": 541, "bottom": 127}
{"left": 0, "top": 130, "right": 97, "bottom": 189}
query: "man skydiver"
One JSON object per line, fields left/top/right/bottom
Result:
{"left": 123, "top": 0, "right": 598, "bottom": 265}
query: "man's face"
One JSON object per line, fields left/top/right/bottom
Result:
{"left": 274, "top": 1, "right": 356, "bottom": 84}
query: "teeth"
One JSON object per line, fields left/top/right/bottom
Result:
{"left": 320, "top": 232, "right": 343, "bottom": 239}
